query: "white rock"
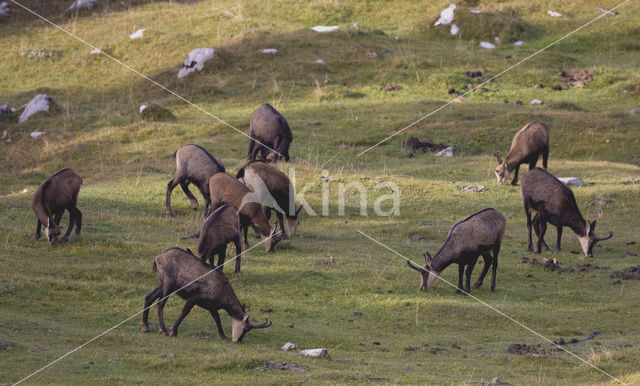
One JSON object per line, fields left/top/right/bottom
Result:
{"left": 480, "top": 41, "right": 496, "bottom": 49}
{"left": 30, "top": 130, "right": 46, "bottom": 138}
{"left": 22, "top": 188, "right": 28, "bottom": 193}
{"left": 494, "top": 37, "right": 501, "bottom": 44}
{"left": 129, "top": 29, "right": 145, "bottom": 40}
{"left": 547, "top": 10, "right": 563, "bottom": 17}
{"left": 90, "top": 48, "right": 101, "bottom": 55}
{"left": 0, "top": 104, "right": 15, "bottom": 117}
{"left": 300, "top": 348, "right": 329, "bottom": 357}
{"left": 514, "top": 40, "right": 524, "bottom": 46}
{"left": 530, "top": 99, "right": 543, "bottom": 105}
{"left": 282, "top": 342, "right": 298, "bottom": 351}
{"left": 63, "top": 0, "right": 98, "bottom": 14}
{"left": 450, "top": 24, "right": 459, "bottom": 35}
{"left": 0, "top": 2, "right": 10, "bottom": 17}
{"left": 1, "top": 130, "right": 7, "bottom": 139}
{"left": 19, "top": 94, "right": 55, "bottom": 123}
{"left": 258, "top": 48, "right": 278, "bottom": 54}
{"left": 315, "top": 59, "right": 326, "bottom": 65}
{"left": 139, "top": 104, "right": 148, "bottom": 114}
{"left": 177, "top": 48, "right": 215, "bottom": 79}
{"left": 434, "top": 4, "right": 456, "bottom": 26}
{"left": 311, "top": 25, "right": 339, "bottom": 33}
{"left": 470, "top": 9, "right": 482, "bottom": 14}
{"left": 558, "top": 177, "right": 583, "bottom": 186}
{"left": 630, "top": 108, "right": 638, "bottom": 115}
{"left": 436, "top": 146, "right": 456, "bottom": 157}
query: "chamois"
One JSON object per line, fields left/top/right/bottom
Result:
{"left": 166, "top": 144, "right": 225, "bottom": 216}
{"left": 141, "top": 248, "right": 271, "bottom": 341}
{"left": 521, "top": 168, "right": 612, "bottom": 257}
{"left": 198, "top": 205, "right": 243, "bottom": 273}
{"left": 31, "top": 168, "right": 83, "bottom": 243}
{"left": 209, "top": 173, "right": 280, "bottom": 252}
{"left": 236, "top": 161, "right": 303, "bottom": 238}
{"left": 247, "top": 103, "right": 293, "bottom": 162}
{"left": 495, "top": 120, "right": 550, "bottom": 185}
{"left": 407, "top": 208, "right": 506, "bottom": 294}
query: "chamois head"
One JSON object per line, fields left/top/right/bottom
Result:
{"left": 577, "top": 220, "right": 613, "bottom": 257}
{"left": 45, "top": 218, "right": 61, "bottom": 243}
{"left": 263, "top": 223, "right": 280, "bottom": 252}
{"left": 285, "top": 205, "right": 304, "bottom": 236}
{"left": 406, "top": 252, "right": 440, "bottom": 291}
{"left": 231, "top": 306, "right": 272, "bottom": 343}
{"left": 494, "top": 152, "right": 510, "bottom": 184}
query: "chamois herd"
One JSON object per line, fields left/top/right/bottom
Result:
{"left": 30, "top": 101, "right": 613, "bottom": 342}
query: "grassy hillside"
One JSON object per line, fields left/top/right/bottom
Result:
{"left": 1, "top": 0, "right": 640, "bottom": 384}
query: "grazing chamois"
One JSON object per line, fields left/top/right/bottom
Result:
{"left": 198, "top": 205, "right": 243, "bottom": 273}
{"left": 209, "top": 173, "right": 280, "bottom": 252}
{"left": 495, "top": 120, "right": 550, "bottom": 185}
{"left": 407, "top": 208, "right": 506, "bottom": 294}
{"left": 31, "top": 168, "right": 83, "bottom": 243}
{"left": 247, "top": 103, "right": 293, "bottom": 162}
{"left": 166, "top": 144, "right": 225, "bottom": 216}
{"left": 236, "top": 161, "right": 303, "bottom": 238}
{"left": 521, "top": 168, "right": 612, "bottom": 257}
{"left": 141, "top": 248, "right": 271, "bottom": 341}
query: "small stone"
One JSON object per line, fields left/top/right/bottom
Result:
{"left": 492, "top": 377, "right": 500, "bottom": 384}
{"left": 630, "top": 109, "right": 638, "bottom": 115}
{"left": 282, "top": 342, "right": 298, "bottom": 351}
{"left": 411, "top": 234, "right": 422, "bottom": 241}
{"left": 558, "top": 177, "right": 583, "bottom": 186}
{"left": 530, "top": 99, "right": 543, "bottom": 105}
{"left": 436, "top": 146, "right": 457, "bottom": 158}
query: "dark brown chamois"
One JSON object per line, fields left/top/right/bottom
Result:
{"left": 198, "top": 205, "right": 243, "bottom": 273}
{"left": 247, "top": 103, "right": 293, "bottom": 163}
{"left": 141, "top": 248, "right": 271, "bottom": 341}
{"left": 209, "top": 173, "right": 280, "bottom": 252}
{"left": 31, "top": 168, "right": 83, "bottom": 243}
{"left": 166, "top": 144, "right": 225, "bottom": 216}
{"left": 407, "top": 208, "right": 506, "bottom": 294}
{"left": 521, "top": 168, "right": 612, "bottom": 257}
{"left": 236, "top": 161, "right": 303, "bottom": 239}
{"left": 495, "top": 120, "right": 550, "bottom": 185}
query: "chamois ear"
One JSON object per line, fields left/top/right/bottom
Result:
{"left": 589, "top": 220, "right": 597, "bottom": 233}
{"left": 269, "top": 223, "right": 278, "bottom": 236}
{"left": 295, "top": 205, "right": 303, "bottom": 218}
{"left": 494, "top": 151, "right": 503, "bottom": 165}
{"left": 424, "top": 252, "right": 433, "bottom": 269}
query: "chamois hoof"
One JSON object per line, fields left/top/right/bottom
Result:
{"left": 169, "top": 330, "right": 177, "bottom": 337}
{"left": 472, "top": 282, "right": 482, "bottom": 289}
{"left": 455, "top": 289, "right": 467, "bottom": 296}
{"left": 159, "top": 330, "right": 169, "bottom": 336}
{"left": 140, "top": 324, "right": 148, "bottom": 333}
{"left": 490, "top": 286, "right": 496, "bottom": 292}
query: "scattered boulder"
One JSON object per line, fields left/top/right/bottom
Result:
{"left": 139, "top": 103, "right": 175, "bottom": 121}
{"left": 129, "top": 29, "right": 145, "bottom": 40}
{"left": 63, "top": 0, "right": 98, "bottom": 14}
{"left": 19, "top": 94, "right": 60, "bottom": 123}
{"left": 630, "top": 109, "right": 638, "bottom": 115}
{"left": 434, "top": 4, "right": 456, "bottom": 26}
{"left": 411, "top": 234, "right": 422, "bottom": 241}
{"left": 282, "top": 342, "right": 298, "bottom": 351}
{"left": 459, "top": 185, "right": 487, "bottom": 193}
{"left": 0, "top": 104, "right": 16, "bottom": 121}
{"left": 300, "top": 348, "right": 329, "bottom": 358}
{"left": 177, "top": 48, "right": 215, "bottom": 79}
{"left": 436, "top": 146, "right": 457, "bottom": 157}
{"left": 311, "top": 26, "right": 338, "bottom": 33}
{"left": 530, "top": 99, "right": 543, "bottom": 105}
{"left": 558, "top": 177, "right": 583, "bottom": 186}
{"left": 480, "top": 41, "right": 496, "bottom": 49}
{"left": 0, "top": 2, "right": 10, "bottom": 17}
{"left": 30, "top": 130, "right": 46, "bottom": 138}
{"left": 258, "top": 48, "right": 278, "bottom": 54}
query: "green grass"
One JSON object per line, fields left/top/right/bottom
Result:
{"left": 1, "top": 0, "right": 640, "bottom": 384}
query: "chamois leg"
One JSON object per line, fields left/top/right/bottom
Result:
{"left": 525, "top": 205, "right": 534, "bottom": 252}
{"left": 73, "top": 207, "right": 82, "bottom": 236}
{"left": 60, "top": 208, "right": 78, "bottom": 243}
{"left": 528, "top": 159, "right": 537, "bottom": 170}
{"left": 247, "top": 136, "right": 256, "bottom": 161}
{"left": 202, "top": 196, "right": 212, "bottom": 218}
{"left": 157, "top": 282, "right": 173, "bottom": 336}
{"left": 209, "top": 310, "right": 229, "bottom": 341}
{"left": 141, "top": 285, "right": 162, "bottom": 332}
{"left": 532, "top": 215, "right": 549, "bottom": 251}
{"left": 179, "top": 181, "right": 199, "bottom": 211}
{"left": 35, "top": 219, "right": 42, "bottom": 239}
{"left": 242, "top": 226, "right": 250, "bottom": 249}
{"left": 170, "top": 298, "right": 197, "bottom": 337}
{"left": 535, "top": 212, "right": 548, "bottom": 254}
{"left": 464, "top": 259, "right": 477, "bottom": 294}
{"left": 473, "top": 253, "right": 493, "bottom": 289}
{"left": 233, "top": 236, "right": 242, "bottom": 273}
{"left": 490, "top": 243, "right": 500, "bottom": 291}
{"left": 276, "top": 211, "right": 288, "bottom": 239}
{"left": 53, "top": 209, "right": 64, "bottom": 226}
{"left": 510, "top": 164, "right": 521, "bottom": 186}
{"left": 216, "top": 247, "right": 226, "bottom": 271}
{"left": 542, "top": 148, "right": 549, "bottom": 170}
{"left": 165, "top": 177, "right": 181, "bottom": 215}
{"left": 456, "top": 264, "right": 465, "bottom": 295}
{"left": 555, "top": 226, "right": 563, "bottom": 251}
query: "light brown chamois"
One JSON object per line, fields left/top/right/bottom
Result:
{"left": 141, "top": 248, "right": 271, "bottom": 342}
{"left": 407, "top": 208, "right": 506, "bottom": 294}
{"left": 236, "top": 160, "right": 303, "bottom": 239}
{"left": 166, "top": 144, "right": 225, "bottom": 216}
{"left": 209, "top": 173, "right": 280, "bottom": 252}
{"left": 521, "top": 168, "right": 612, "bottom": 257}
{"left": 198, "top": 205, "right": 243, "bottom": 273}
{"left": 495, "top": 120, "right": 550, "bottom": 185}
{"left": 31, "top": 168, "right": 83, "bottom": 243}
